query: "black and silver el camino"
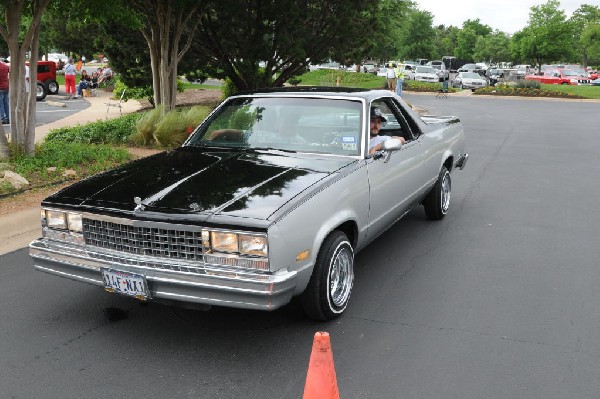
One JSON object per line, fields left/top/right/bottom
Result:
{"left": 30, "top": 88, "right": 468, "bottom": 320}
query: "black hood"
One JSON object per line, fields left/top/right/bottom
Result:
{"left": 44, "top": 147, "right": 356, "bottom": 221}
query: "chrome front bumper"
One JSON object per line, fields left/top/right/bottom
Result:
{"left": 29, "top": 238, "right": 298, "bottom": 311}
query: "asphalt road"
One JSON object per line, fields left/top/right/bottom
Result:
{"left": 2, "top": 94, "right": 600, "bottom": 398}
{"left": 1, "top": 90, "right": 90, "bottom": 128}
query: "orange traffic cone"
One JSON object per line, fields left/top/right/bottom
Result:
{"left": 303, "top": 332, "right": 340, "bottom": 399}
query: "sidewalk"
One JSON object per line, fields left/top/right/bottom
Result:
{"left": 1, "top": 90, "right": 142, "bottom": 255}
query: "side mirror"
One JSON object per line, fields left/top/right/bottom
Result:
{"left": 382, "top": 137, "right": 403, "bottom": 151}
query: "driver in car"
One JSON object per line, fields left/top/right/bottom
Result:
{"left": 368, "top": 107, "right": 405, "bottom": 154}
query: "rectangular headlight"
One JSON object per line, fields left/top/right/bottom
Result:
{"left": 67, "top": 213, "right": 83, "bottom": 232}
{"left": 46, "top": 210, "right": 67, "bottom": 229}
{"left": 239, "top": 234, "right": 268, "bottom": 257}
{"left": 210, "top": 231, "right": 238, "bottom": 253}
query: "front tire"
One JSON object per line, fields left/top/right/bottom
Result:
{"left": 301, "top": 231, "right": 354, "bottom": 321}
{"left": 36, "top": 82, "right": 47, "bottom": 101}
{"left": 423, "top": 166, "right": 451, "bottom": 220}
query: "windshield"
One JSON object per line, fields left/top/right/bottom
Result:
{"left": 416, "top": 66, "right": 436, "bottom": 74}
{"left": 461, "top": 72, "right": 481, "bottom": 79}
{"left": 561, "top": 69, "right": 580, "bottom": 77}
{"left": 460, "top": 64, "right": 477, "bottom": 70}
{"left": 186, "top": 97, "right": 363, "bottom": 156}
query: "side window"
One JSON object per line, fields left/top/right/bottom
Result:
{"left": 371, "top": 98, "right": 417, "bottom": 141}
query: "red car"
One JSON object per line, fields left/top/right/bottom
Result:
{"left": 525, "top": 68, "right": 591, "bottom": 85}
{"left": 21, "top": 61, "right": 60, "bottom": 101}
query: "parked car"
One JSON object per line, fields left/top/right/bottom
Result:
{"left": 564, "top": 64, "right": 599, "bottom": 80}
{"left": 35, "top": 60, "right": 59, "bottom": 95}
{"left": 43, "top": 53, "right": 68, "bottom": 69}
{"left": 486, "top": 68, "right": 504, "bottom": 85}
{"left": 402, "top": 64, "right": 415, "bottom": 80}
{"left": 457, "top": 63, "right": 483, "bottom": 74}
{"left": 8, "top": 61, "right": 52, "bottom": 101}
{"left": 525, "top": 68, "right": 591, "bottom": 85}
{"left": 452, "top": 71, "right": 488, "bottom": 90}
{"left": 414, "top": 66, "right": 439, "bottom": 83}
{"left": 30, "top": 88, "right": 468, "bottom": 321}
{"left": 591, "top": 77, "right": 600, "bottom": 86}
{"left": 427, "top": 60, "right": 449, "bottom": 81}
{"left": 362, "top": 63, "right": 378, "bottom": 74}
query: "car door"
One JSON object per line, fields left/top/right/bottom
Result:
{"left": 365, "top": 97, "right": 424, "bottom": 238}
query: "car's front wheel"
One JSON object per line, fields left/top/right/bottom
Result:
{"left": 423, "top": 166, "right": 451, "bottom": 220}
{"left": 36, "top": 82, "right": 47, "bottom": 101}
{"left": 301, "top": 231, "right": 354, "bottom": 321}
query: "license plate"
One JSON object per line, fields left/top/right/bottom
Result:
{"left": 101, "top": 269, "right": 150, "bottom": 300}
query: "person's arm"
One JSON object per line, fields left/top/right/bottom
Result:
{"left": 208, "top": 129, "right": 244, "bottom": 141}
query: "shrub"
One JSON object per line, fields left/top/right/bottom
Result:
{"left": 131, "top": 106, "right": 165, "bottom": 146}
{"left": 133, "top": 106, "right": 212, "bottom": 149}
{"left": 515, "top": 80, "right": 541, "bottom": 89}
{"left": 113, "top": 79, "right": 154, "bottom": 104}
{"left": 45, "top": 113, "right": 142, "bottom": 145}
{"left": 222, "top": 77, "right": 238, "bottom": 99}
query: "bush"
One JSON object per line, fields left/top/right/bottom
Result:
{"left": 132, "top": 106, "right": 212, "bottom": 149}
{"left": 45, "top": 113, "right": 142, "bottom": 145}
{"left": 515, "top": 80, "right": 541, "bottom": 89}
{"left": 131, "top": 106, "right": 164, "bottom": 146}
{"left": 113, "top": 79, "right": 154, "bottom": 104}
{"left": 222, "top": 77, "right": 238, "bottom": 99}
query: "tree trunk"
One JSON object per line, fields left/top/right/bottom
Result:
{"left": 0, "top": 0, "right": 50, "bottom": 157}
{"left": 136, "top": 0, "right": 199, "bottom": 115}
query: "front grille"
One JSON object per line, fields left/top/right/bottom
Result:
{"left": 83, "top": 218, "right": 203, "bottom": 261}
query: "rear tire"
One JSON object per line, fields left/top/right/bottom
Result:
{"left": 301, "top": 231, "right": 354, "bottom": 321}
{"left": 423, "top": 166, "right": 451, "bottom": 220}
{"left": 45, "top": 79, "right": 59, "bottom": 94}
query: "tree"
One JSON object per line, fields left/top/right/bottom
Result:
{"left": 433, "top": 25, "right": 460, "bottom": 59}
{"left": 580, "top": 22, "right": 600, "bottom": 66}
{"left": 129, "top": 0, "right": 201, "bottom": 113}
{"left": 192, "top": 0, "right": 382, "bottom": 92}
{"left": 570, "top": 4, "right": 600, "bottom": 67}
{"left": 401, "top": 9, "right": 436, "bottom": 60}
{"left": 368, "top": 0, "right": 413, "bottom": 62}
{"left": 0, "top": 0, "right": 52, "bottom": 158}
{"left": 473, "top": 30, "right": 511, "bottom": 64}
{"left": 516, "top": 0, "right": 574, "bottom": 70}
{"left": 455, "top": 19, "right": 493, "bottom": 62}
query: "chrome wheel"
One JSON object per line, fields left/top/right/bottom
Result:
{"left": 441, "top": 170, "right": 451, "bottom": 214}
{"left": 328, "top": 242, "right": 354, "bottom": 308}
{"left": 301, "top": 231, "right": 354, "bottom": 320}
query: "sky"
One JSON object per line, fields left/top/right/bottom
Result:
{"left": 415, "top": 0, "right": 595, "bottom": 34}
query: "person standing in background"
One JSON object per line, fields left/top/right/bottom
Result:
{"left": 63, "top": 58, "right": 77, "bottom": 99}
{"left": 82, "top": 55, "right": 86, "bottom": 65}
{"left": 395, "top": 63, "right": 405, "bottom": 96}
{"left": 0, "top": 58, "right": 9, "bottom": 125}
{"left": 386, "top": 62, "right": 396, "bottom": 93}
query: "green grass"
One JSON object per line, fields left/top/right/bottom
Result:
{"left": 0, "top": 142, "right": 131, "bottom": 196}
{"left": 294, "top": 70, "right": 386, "bottom": 89}
{"left": 540, "top": 84, "right": 600, "bottom": 99}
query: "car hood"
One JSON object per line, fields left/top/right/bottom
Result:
{"left": 44, "top": 147, "right": 356, "bottom": 221}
